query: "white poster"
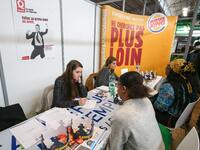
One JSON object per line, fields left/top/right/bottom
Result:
{"left": 12, "top": 0, "right": 58, "bottom": 61}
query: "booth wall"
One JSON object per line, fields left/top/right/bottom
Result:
{"left": 0, "top": 79, "right": 5, "bottom": 107}
{"left": 94, "top": 6, "right": 101, "bottom": 72}
{"left": 62, "top": 0, "right": 96, "bottom": 82}
{"left": 0, "top": 0, "right": 101, "bottom": 117}
{"left": 0, "top": 0, "right": 62, "bottom": 117}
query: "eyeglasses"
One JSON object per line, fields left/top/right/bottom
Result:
{"left": 114, "top": 94, "right": 123, "bottom": 105}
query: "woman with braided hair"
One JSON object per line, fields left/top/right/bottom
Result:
{"left": 153, "top": 59, "right": 199, "bottom": 127}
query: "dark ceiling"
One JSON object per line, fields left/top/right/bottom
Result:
{"left": 90, "top": 0, "right": 199, "bottom": 18}
{"left": 90, "top": 0, "right": 163, "bottom": 15}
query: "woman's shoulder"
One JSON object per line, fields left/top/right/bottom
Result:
{"left": 100, "top": 67, "right": 110, "bottom": 73}
{"left": 113, "top": 98, "right": 152, "bottom": 122}
{"left": 97, "top": 67, "right": 110, "bottom": 77}
{"left": 112, "top": 109, "right": 129, "bottom": 125}
{"left": 54, "top": 76, "right": 65, "bottom": 85}
{"left": 160, "top": 82, "right": 173, "bottom": 90}
{"left": 134, "top": 98, "right": 154, "bottom": 109}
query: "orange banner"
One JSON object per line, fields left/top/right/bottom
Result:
{"left": 100, "top": 6, "right": 178, "bottom": 76}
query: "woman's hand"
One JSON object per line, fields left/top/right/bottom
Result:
{"left": 79, "top": 98, "right": 87, "bottom": 106}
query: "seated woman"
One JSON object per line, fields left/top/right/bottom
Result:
{"left": 107, "top": 71, "right": 164, "bottom": 150}
{"left": 153, "top": 59, "right": 199, "bottom": 127}
{"left": 95, "top": 56, "right": 118, "bottom": 87}
{"left": 51, "top": 60, "right": 88, "bottom": 108}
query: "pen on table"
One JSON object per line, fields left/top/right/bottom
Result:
{"left": 35, "top": 118, "right": 46, "bottom": 126}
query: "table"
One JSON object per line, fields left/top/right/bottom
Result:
{"left": 0, "top": 76, "right": 162, "bottom": 150}
{"left": 145, "top": 75, "right": 163, "bottom": 89}
{"left": 0, "top": 90, "right": 119, "bottom": 150}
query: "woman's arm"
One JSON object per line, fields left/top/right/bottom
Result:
{"left": 78, "top": 83, "right": 88, "bottom": 97}
{"left": 96, "top": 68, "right": 110, "bottom": 87}
{"left": 153, "top": 83, "right": 175, "bottom": 112}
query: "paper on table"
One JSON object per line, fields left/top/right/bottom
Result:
{"left": 36, "top": 107, "right": 73, "bottom": 130}
{"left": 81, "top": 100, "right": 96, "bottom": 109}
{"left": 97, "top": 86, "right": 118, "bottom": 93}
{"left": 146, "top": 76, "right": 162, "bottom": 89}
{"left": 75, "top": 126, "right": 105, "bottom": 150}
{"left": 10, "top": 119, "right": 47, "bottom": 149}
{"left": 97, "top": 86, "right": 109, "bottom": 92}
{"left": 93, "top": 130, "right": 111, "bottom": 150}
{"left": 121, "top": 68, "right": 128, "bottom": 75}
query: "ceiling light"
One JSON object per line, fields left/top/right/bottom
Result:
{"left": 182, "top": 7, "right": 188, "bottom": 17}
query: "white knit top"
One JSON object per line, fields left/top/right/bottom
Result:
{"left": 107, "top": 97, "right": 164, "bottom": 150}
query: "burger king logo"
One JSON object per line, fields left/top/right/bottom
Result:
{"left": 147, "top": 13, "right": 168, "bottom": 33}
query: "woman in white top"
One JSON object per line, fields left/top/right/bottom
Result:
{"left": 107, "top": 71, "right": 164, "bottom": 150}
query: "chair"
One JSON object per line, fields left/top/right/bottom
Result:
{"left": 46, "top": 88, "right": 54, "bottom": 109}
{"left": 36, "top": 84, "right": 54, "bottom": 114}
{"left": 176, "top": 127, "right": 199, "bottom": 150}
{"left": 160, "top": 98, "right": 200, "bottom": 131}
{"left": 0, "top": 103, "right": 27, "bottom": 131}
{"left": 85, "top": 73, "right": 98, "bottom": 91}
{"left": 175, "top": 98, "right": 200, "bottom": 128}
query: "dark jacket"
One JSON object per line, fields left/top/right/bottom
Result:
{"left": 95, "top": 67, "right": 118, "bottom": 87}
{"left": 187, "top": 49, "right": 200, "bottom": 92}
{"left": 187, "top": 50, "right": 200, "bottom": 78}
{"left": 51, "top": 77, "right": 88, "bottom": 108}
{"left": 26, "top": 29, "right": 48, "bottom": 48}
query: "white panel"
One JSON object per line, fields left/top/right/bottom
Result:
{"left": 94, "top": 5, "right": 101, "bottom": 72}
{"left": 0, "top": 79, "right": 5, "bottom": 107}
{"left": 62, "top": 0, "right": 95, "bottom": 82}
{"left": 0, "top": 0, "right": 62, "bottom": 117}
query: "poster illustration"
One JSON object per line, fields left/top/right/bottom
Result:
{"left": 12, "top": 0, "right": 58, "bottom": 60}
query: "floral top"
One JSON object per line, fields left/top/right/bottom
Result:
{"left": 154, "top": 83, "right": 187, "bottom": 117}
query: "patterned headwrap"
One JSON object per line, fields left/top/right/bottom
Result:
{"left": 169, "top": 58, "right": 195, "bottom": 93}
{"left": 170, "top": 59, "right": 195, "bottom": 74}
{"left": 170, "top": 59, "right": 186, "bottom": 74}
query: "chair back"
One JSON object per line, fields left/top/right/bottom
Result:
{"left": 0, "top": 103, "right": 27, "bottom": 131}
{"left": 85, "top": 73, "right": 98, "bottom": 91}
{"left": 46, "top": 88, "right": 54, "bottom": 109}
{"left": 177, "top": 127, "right": 199, "bottom": 150}
{"left": 36, "top": 84, "right": 54, "bottom": 113}
{"left": 175, "top": 98, "right": 200, "bottom": 128}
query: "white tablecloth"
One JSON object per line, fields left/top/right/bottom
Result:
{"left": 0, "top": 76, "right": 163, "bottom": 150}
{"left": 0, "top": 90, "right": 119, "bottom": 150}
